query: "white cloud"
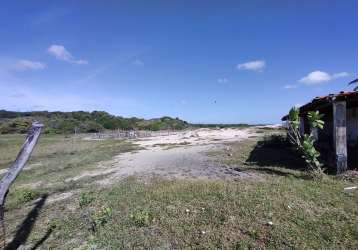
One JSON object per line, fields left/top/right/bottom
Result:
{"left": 217, "top": 78, "right": 228, "bottom": 83}
{"left": 47, "top": 45, "right": 71, "bottom": 61}
{"left": 15, "top": 60, "right": 46, "bottom": 70}
{"left": 47, "top": 44, "right": 88, "bottom": 64}
{"left": 332, "top": 72, "right": 350, "bottom": 78}
{"left": 284, "top": 84, "right": 297, "bottom": 89}
{"left": 133, "top": 59, "right": 144, "bottom": 66}
{"left": 237, "top": 60, "right": 265, "bottom": 72}
{"left": 299, "top": 71, "right": 330, "bottom": 84}
{"left": 299, "top": 70, "right": 350, "bottom": 84}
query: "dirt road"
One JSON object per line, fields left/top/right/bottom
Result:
{"left": 73, "top": 128, "right": 260, "bottom": 185}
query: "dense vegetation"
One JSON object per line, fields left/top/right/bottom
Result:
{"left": 0, "top": 110, "right": 189, "bottom": 134}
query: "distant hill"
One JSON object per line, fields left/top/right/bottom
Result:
{"left": 0, "top": 110, "right": 189, "bottom": 134}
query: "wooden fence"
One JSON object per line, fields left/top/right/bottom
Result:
{"left": 91, "top": 130, "right": 180, "bottom": 140}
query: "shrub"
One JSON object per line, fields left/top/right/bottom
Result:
{"left": 129, "top": 209, "right": 152, "bottom": 227}
{"left": 287, "top": 107, "right": 325, "bottom": 177}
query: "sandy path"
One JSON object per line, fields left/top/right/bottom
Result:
{"left": 77, "top": 127, "right": 259, "bottom": 185}
{"left": 96, "top": 144, "right": 256, "bottom": 185}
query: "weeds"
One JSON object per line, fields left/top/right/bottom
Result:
{"left": 129, "top": 209, "right": 152, "bottom": 227}
{"left": 14, "top": 188, "right": 39, "bottom": 204}
{"left": 91, "top": 206, "right": 113, "bottom": 229}
{"left": 310, "top": 167, "right": 327, "bottom": 181}
{"left": 79, "top": 191, "right": 95, "bottom": 208}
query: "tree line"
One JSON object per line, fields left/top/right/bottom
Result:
{"left": 0, "top": 110, "right": 189, "bottom": 134}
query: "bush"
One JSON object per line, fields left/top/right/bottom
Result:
{"left": 129, "top": 209, "right": 152, "bottom": 227}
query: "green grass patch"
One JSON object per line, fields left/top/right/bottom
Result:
{"left": 11, "top": 188, "right": 40, "bottom": 206}
{"left": 48, "top": 178, "right": 358, "bottom": 249}
{"left": 79, "top": 191, "right": 96, "bottom": 208}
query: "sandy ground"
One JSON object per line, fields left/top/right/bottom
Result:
{"left": 135, "top": 128, "right": 256, "bottom": 148}
{"left": 70, "top": 128, "right": 260, "bottom": 185}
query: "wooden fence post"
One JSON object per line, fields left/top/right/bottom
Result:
{"left": 0, "top": 121, "right": 43, "bottom": 247}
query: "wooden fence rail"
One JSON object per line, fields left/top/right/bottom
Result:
{"left": 0, "top": 122, "right": 43, "bottom": 248}
{"left": 91, "top": 130, "right": 179, "bottom": 140}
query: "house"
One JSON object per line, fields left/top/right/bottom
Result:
{"left": 282, "top": 91, "right": 358, "bottom": 174}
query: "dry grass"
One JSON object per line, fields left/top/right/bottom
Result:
{"left": 0, "top": 133, "right": 357, "bottom": 249}
{"left": 0, "top": 134, "right": 139, "bottom": 248}
{"left": 153, "top": 141, "right": 192, "bottom": 150}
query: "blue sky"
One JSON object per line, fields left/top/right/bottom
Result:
{"left": 1, "top": 1, "right": 357, "bottom": 124}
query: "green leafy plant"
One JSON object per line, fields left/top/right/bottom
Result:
{"left": 287, "top": 108, "right": 325, "bottom": 175}
{"left": 129, "top": 209, "right": 152, "bottom": 227}
{"left": 302, "top": 134, "right": 322, "bottom": 168}
{"left": 288, "top": 107, "right": 300, "bottom": 130}
{"left": 307, "top": 111, "right": 324, "bottom": 129}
